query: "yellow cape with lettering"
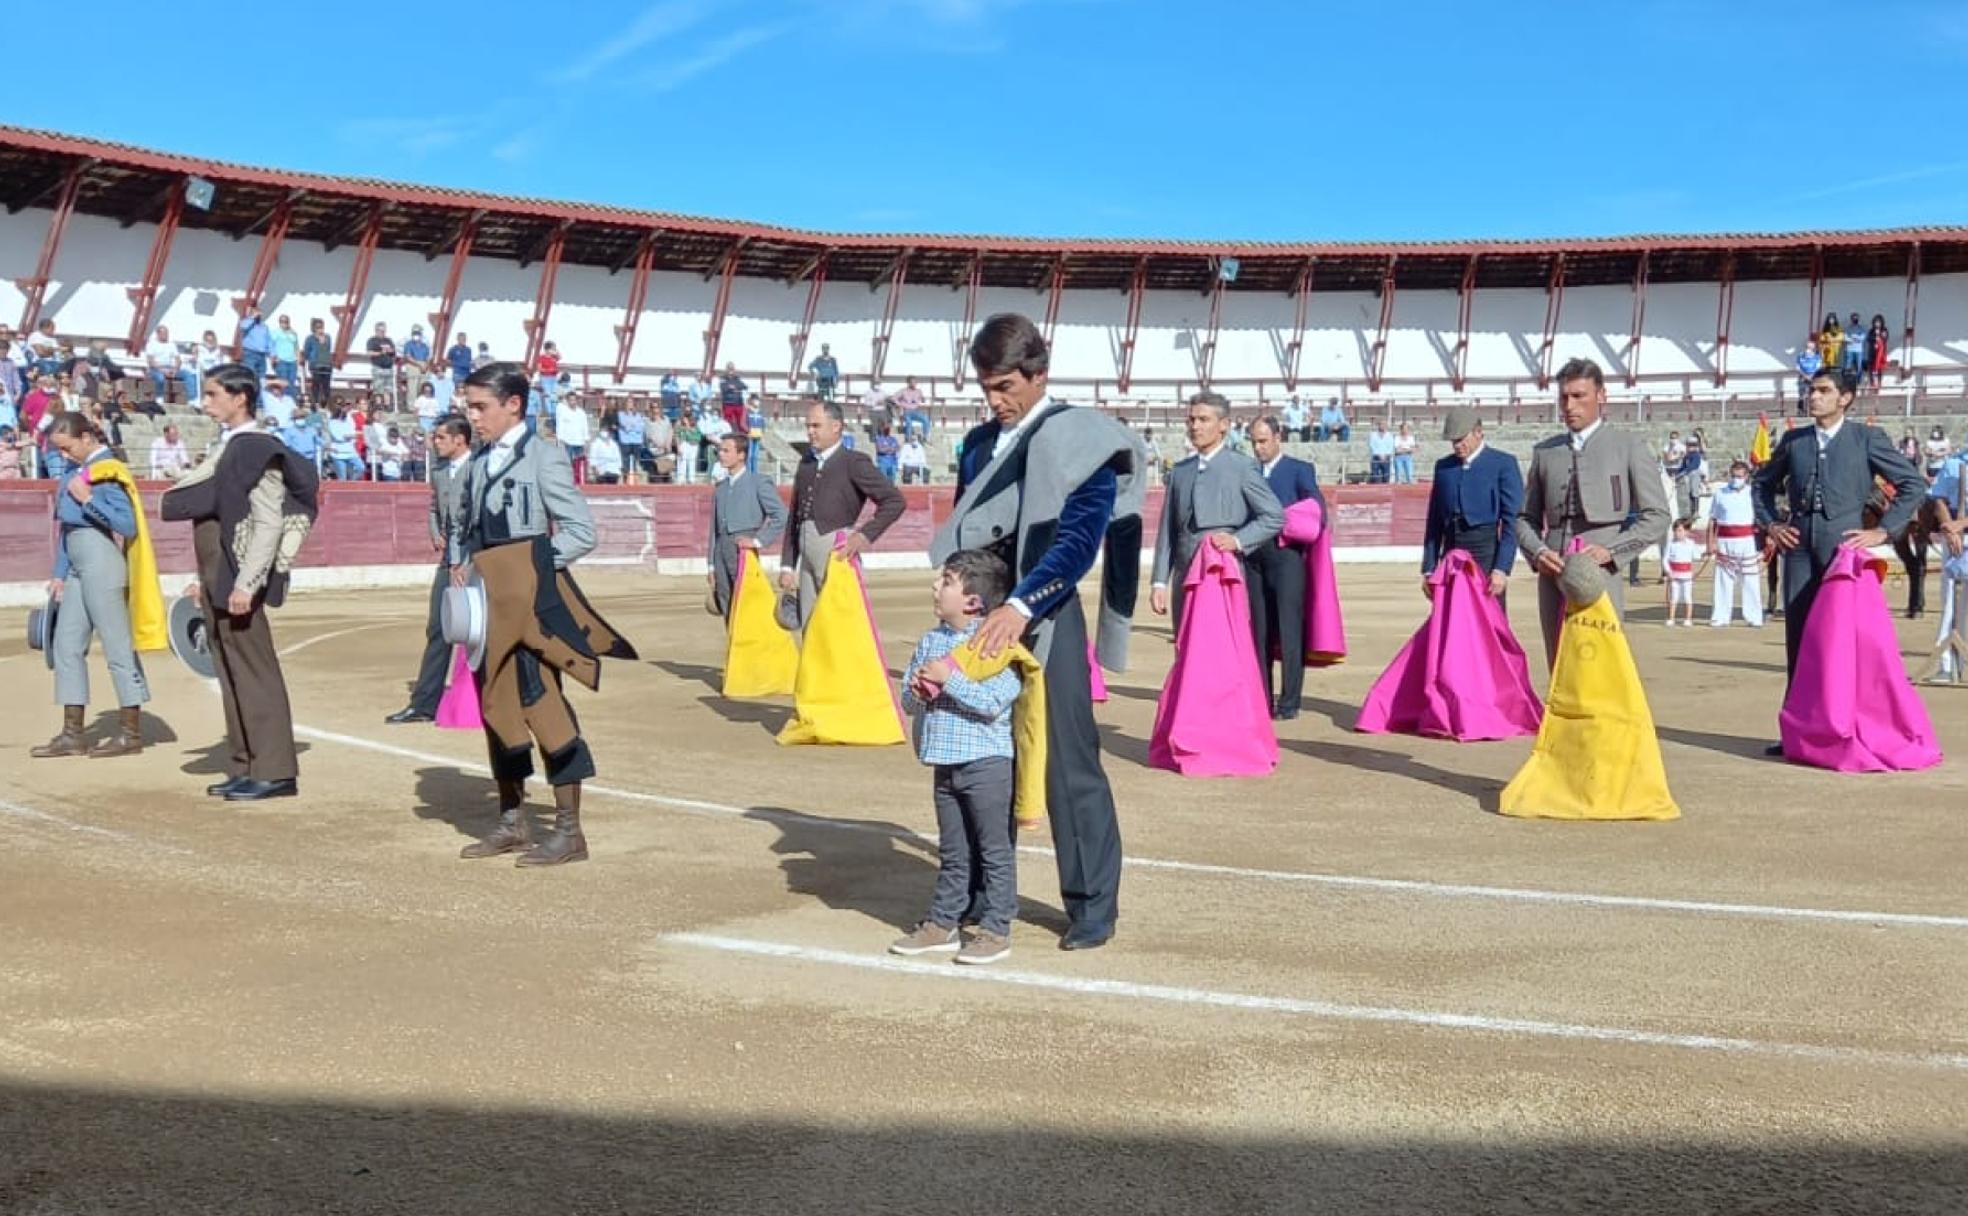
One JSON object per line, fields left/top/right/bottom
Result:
{"left": 1498, "top": 593, "right": 1679, "bottom": 821}
{"left": 776, "top": 554, "right": 906, "bottom": 746}
{"left": 949, "top": 639, "right": 1049, "bottom": 828}
{"left": 85, "top": 459, "right": 167, "bottom": 652}
{"left": 722, "top": 549, "right": 798, "bottom": 698}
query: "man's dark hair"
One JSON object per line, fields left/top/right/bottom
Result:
{"left": 1730, "top": 460, "right": 1750, "bottom": 475}
{"left": 1810, "top": 366, "right": 1857, "bottom": 396}
{"left": 435, "top": 415, "right": 472, "bottom": 442}
{"left": 1187, "top": 390, "right": 1231, "bottom": 418}
{"left": 968, "top": 313, "right": 1050, "bottom": 378}
{"left": 811, "top": 401, "right": 844, "bottom": 426}
{"left": 464, "top": 362, "right": 532, "bottom": 415}
{"left": 205, "top": 362, "right": 262, "bottom": 413}
{"left": 49, "top": 411, "right": 103, "bottom": 443}
{"left": 719, "top": 432, "right": 750, "bottom": 454}
{"left": 1555, "top": 357, "right": 1604, "bottom": 388}
{"left": 1251, "top": 415, "right": 1282, "bottom": 438}
{"left": 942, "top": 548, "right": 1012, "bottom": 612}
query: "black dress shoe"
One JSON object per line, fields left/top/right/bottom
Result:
{"left": 1763, "top": 742, "right": 1786, "bottom": 758}
{"left": 206, "top": 775, "right": 247, "bottom": 797}
{"left": 1060, "top": 924, "right": 1113, "bottom": 952}
{"left": 225, "top": 778, "right": 298, "bottom": 802}
{"left": 385, "top": 707, "right": 435, "bottom": 724}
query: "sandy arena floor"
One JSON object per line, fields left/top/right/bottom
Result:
{"left": 1, "top": 565, "right": 1964, "bottom": 1214}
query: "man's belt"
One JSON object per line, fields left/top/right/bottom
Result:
{"left": 1715, "top": 524, "right": 1756, "bottom": 539}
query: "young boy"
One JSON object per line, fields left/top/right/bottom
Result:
{"left": 891, "top": 549, "right": 1022, "bottom": 966}
{"left": 1664, "top": 519, "right": 1702, "bottom": 626}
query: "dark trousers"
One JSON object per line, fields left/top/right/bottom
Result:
{"left": 1246, "top": 541, "right": 1305, "bottom": 713}
{"left": 308, "top": 366, "right": 332, "bottom": 404}
{"left": 195, "top": 521, "right": 297, "bottom": 782}
{"left": 1780, "top": 521, "right": 1845, "bottom": 683}
{"left": 1038, "top": 600, "right": 1122, "bottom": 934}
{"left": 407, "top": 564, "right": 451, "bottom": 714}
{"left": 1448, "top": 524, "right": 1506, "bottom": 608}
{"left": 929, "top": 757, "right": 1016, "bottom": 937}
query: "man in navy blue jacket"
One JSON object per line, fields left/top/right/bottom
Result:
{"left": 1246, "top": 416, "right": 1324, "bottom": 719}
{"left": 1422, "top": 408, "right": 1522, "bottom": 601}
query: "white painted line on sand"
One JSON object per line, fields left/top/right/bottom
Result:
{"left": 0, "top": 796, "right": 190, "bottom": 854}
{"left": 278, "top": 622, "right": 396, "bottom": 658}
{"left": 666, "top": 932, "right": 1968, "bottom": 1073}
{"left": 296, "top": 723, "right": 1968, "bottom": 932}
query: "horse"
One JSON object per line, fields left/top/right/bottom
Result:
{"left": 1864, "top": 486, "right": 1944, "bottom": 618}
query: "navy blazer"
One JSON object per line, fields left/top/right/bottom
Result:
{"left": 1422, "top": 445, "right": 1524, "bottom": 574}
{"left": 1263, "top": 454, "right": 1324, "bottom": 515}
{"left": 956, "top": 418, "right": 1116, "bottom": 618}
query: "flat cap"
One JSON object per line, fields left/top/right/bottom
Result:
{"left": 1441, "top": 406, "right": 1481, "bottom": 442}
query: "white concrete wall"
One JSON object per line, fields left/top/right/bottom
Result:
{"left": 6, "top": 207, "right": 1966, "bottom": 399}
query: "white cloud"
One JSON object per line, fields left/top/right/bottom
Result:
{"left": 553, "top": 0, "right": 715, "bottom": 84}
{"left": 642, "top": 23, "right": 795, "bottom": 91}
{"left": 334, "top": 117, "right": 476, "bottom": 157}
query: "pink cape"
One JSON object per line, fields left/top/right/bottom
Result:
{"left": 435, "top": 645, "right": 482, "bottom": 730}
{"left": 1778, "top": 546, "right": 1942, "bottom": 772}
{"left": 1280, "top": 498, "right": 1347, "bottom": 664}
{"left": 1356, "top": 550, "right": 1543, "bottom": 741}
{"left": 1088, "top": 641, "right": 1108, "bottom": 703}
{"left": 1149, "top": 544, "right": 1278, "bottom": 776}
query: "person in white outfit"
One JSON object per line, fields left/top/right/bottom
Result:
{"left": 1707, "top": 459, "right": 1764, "bottom": 627}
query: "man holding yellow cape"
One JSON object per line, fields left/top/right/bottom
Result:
{"left": 776, "top": 544, "right": 909, "bottom": 746}
{"left": 723, "top": 548, "right": 798, "bottom": 698}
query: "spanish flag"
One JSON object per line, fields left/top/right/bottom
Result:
{"left": 1749, "top": 414, "right": 1773, "bottom": 467}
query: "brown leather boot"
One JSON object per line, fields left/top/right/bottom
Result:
{"left": 31, "top": 706, "right": 88, "bottom": 758}
{"left": 516, "top": 784, "right": 588, "bottom": 867}
{"left": 89, "top": 706, "right": 144, "bottom": 758}
{"left": 460, "top": 780, "right": 534, "bottom": 859}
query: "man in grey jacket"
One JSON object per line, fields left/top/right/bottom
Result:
{"left": 1150, "top": 392, "right": 1284, "bottom": 632}
{"left": 1513, "top": 358, "right": 1671, "bottom": 669}
{"left": 707, "top": 433, "right": 788, "bottom": 616}
{"left": 388, "top": 415, "right": 474, "bottom": 724}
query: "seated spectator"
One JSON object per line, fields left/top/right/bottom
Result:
{"left": 892, "top": 375, "right": 930, "bottom": 438}
{"left": 588, "top": 427, "right": 623, "bottom": 484}
{"left": 900, "top": 431, "right": 930, "bottom": 485}
{"left": 1315, "top": 398, "right": 1350, "bottom": 442}
{"left": 1924, "top": 426, "right": 1951, "bottom": 479}
{"left": 0, "top": 426, "right": 23, "bottom": 478}
{"left": 646, "top": 408, "right": 673, "bottom": 483}
{"left": 281, "top": 406, "right": 323, "bottom": 469}
{"left": 143, "top": 325, "right": 180, "bottom": 405}
{"left": 616, "top": 398, "right": 648, "bottom": 483}
{"left": 1282, "top": 396, "right": 1310, "bottom": 442}
{"left": 263, "top": 376, "right": 299, "bottom": 428}
{"left": 1367, "top": 421, "right": 1394, "bottom": 483}
{"left": 414, "top": 381, "right": 442, "bottom": 433}
{"left": 874, "top": 424, "right": 900, "bottom": 482}
{"left": 150, "top": 424, "right": 191, "bottom": 480}
{"left": 402, "top": 428, "right": 428, "bottom": 482}
{"left": 376, "top": 426, "right": 410, "bottom": 482}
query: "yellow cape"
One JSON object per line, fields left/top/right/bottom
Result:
{"left": 85, "top": 459, "right": 167, "bottom": 652}
{"left": 777, "top": 554, "right": 906, "bottom": 746}
{"left": 722, "top": 548, "right": 798, "bottom": 698}
{"left": 1498, "top": 594, "right": 1679, "bottom": 821}
{"left": 950, "top": 639, "right": 1049, "bottom": 828}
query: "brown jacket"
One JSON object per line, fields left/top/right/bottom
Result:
{"left": 781, "top": 446, "right": 906, "bottom": 568}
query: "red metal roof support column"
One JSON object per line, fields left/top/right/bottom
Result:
{"left": 1900, "top": 241, "right": 1921, "bottom": 383}
{"left": 786, "top": 251, "right": 829, "bottom": 386}
{"left": 1451, "top": 254, "right": 1479, "bottom": 391}
{"left": 1199, "top": 271, "right": 1228, "bottom": 389}
{"left": 425, "top": 213, "right": 480, "bottom": 363}
{"left": 328, "top": 204, "right": 386, "bottom": 369}
{"left": 124, "top": 185, "right": 185, "bottom": 355}
{"left": 233, "top": 196, "right": 296, "bottom": 357}
{"left": 1625, "top": 249, "right": 1650, "bottom": 388}
{"left": 521, "top": 221, "right": 570, "bottom": 369}
{"left": 1116, "top": 256, "right": 1148, "bottom": 394}
{"left": 1283, "top": 257, "right": 1314, "bottom": 393}
{"left": 612, "top": 231, "right": 658, "bottom": 384}
{"left": 870, "top": 250, "right": 912, "bottom": 382}
{"left": 700, "top": 239, "right": 743, "bottom": 378}
{"left": 1535, "top": 253, "right": 1567, "bottom": 390}
{"left": 1804, "top": 243, "right": 1825, "bottom": 337}
{"left": 14, "top": 160, "right": 87, "bottom": 333}
{"left": 1713, "top": 251, "right": 1737, "bottom": 388}
{"left": 1368, "top": 255, "right": 1399, "bottom": 393}
{"left": 1041, "top": 256, "right": 1067, "bottom": 346}
{"left": 952, "top": 254, "right": 983, "bottom": 387}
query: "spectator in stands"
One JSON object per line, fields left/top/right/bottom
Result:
{"left": 1866, "top": 314, "right": 1890, "bottom": 392}
{"left": 874, "top": 423, "right": 901, "bottom": 482}
{"left": 1924, "top": 426, "right": 1951, "bottom": 479}
{"left": 1392, "top": 421, "right": 1417, "bottom": 483}
{"left": 809, "top": 344, "right": 839, "bottom": 401}
{"left": 1818, "top": 312, "right": 1844, "bottom": 371}
{"left": 588, "top": 426, "right": 624, "bottom": 485}
{"left": 0, "top": 385, "right": 15, "bottom": 433}
{"left": 27, "top": 321, "right": 61, "bottom": 375}
{"left": 1842, "top": 312, "right": 1866, "bottom": 386}
{"left": 262, "top": 376, "right": 299, "bottom": 428}
{"left": 1664, "top": 430, "right": 1685, "bottom": 465}
{"left": 143, "top": 325, "right": 180, "bottom": 405}
{"left": 239, "top": 307, "right": 273, "bottom": 376}
{"left": 659, "top": 370, "right": 683, "bottom": 421}
{"left": 675, "top": 410, "right": 703, "bottom": 484}
{"left": 472, "top": 341, "right": 493, "bottom": 371}
{"left": 325, "top": 402, "right": 361, "bottom": 481}
{"left": 270, "top": 315, "right": 302, "bottom": 389}
{"left": 363, "top": 403, "right": 390, "bottom": 479}
{"left": 1795, "top": 337, "right": 1822, "bottom": 413}
{"left": 557, "top": 392, "right": 592, "bottom": 481}
{"left": 149, "top": 424, "right": 190, "bottom": 480}
{"left": 1899, "top": 429, "right": 1921, "bottom": 465}
{"left": 402, "top": 325, "right": 431, "bottom": 403}
{"left": 374, "top": 425, "right": 409, "bottom": 482}
{"left": 536, "top": 340, "right": 562, "bottom": 414}
{"left": 21, "top": 374, "right": 55, "bottom": 446}
{"left": 1315, "top": 398, "right": 1350, "bottom": 442}
{"left": 718, "top": 362, "right": 748, "bottom": 437}
{"left": 1367, "top": 421, "right": 1394, "bottom": 483}
{"left": 700, "top": 401, "right": 732, "bottom": 474}
{"left": 893, "top": 376, "right": 929, "bottom": 438}
{"left": 900, "top": 429, "right": 930, "bottom": 485}
{"left": 447, "top": 332, "right": 473, "bottom": 386}
{"left": 621, "top": 398, "right": 653, "bottom": 483}
{"left": 646, "top": 407, "right": 673, "bottom": 483}
{"left": 0, "top": 427, "right": 23, "bottom": 478}
{"left": 0, "top": 340, "right": 20, "bottom": 406}
{"left": 303, "top": 320, "right": 334, "bottom": 405}
{"left": 402, "top": 427, "right": 427, "bottom": 482}
{"left": 690, "top": 370, "right": 716, "bottom": 419}
{"left": 280, "top": 405, "right": 323, "bottom": 470}
{"left": 366, "top": 322, "right": 398, "bottom": 408}
{"left": 413, "top": 380, "right": 441, "bottom": 433}
{"left": 1282, "top": 396, "right": 1310, "bottom": 442}
{"left": 862, "top": 380, "right": 891, "bottom": 436}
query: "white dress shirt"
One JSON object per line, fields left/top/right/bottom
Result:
{"left": 1569, "top": 419, "right": 1604, "bottom": 451}
{"left": 991, "top": 395, "right": 1057, "bottom": 460}
{"left": 1815, "top": 418, "right": 1846, "bottom": 449}
{"left": 485, "top": 427, "right": 524, "bottom": 475}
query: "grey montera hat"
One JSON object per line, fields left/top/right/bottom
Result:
{"left": 1441, "top": 406, "right": 1481, "bottom": 442}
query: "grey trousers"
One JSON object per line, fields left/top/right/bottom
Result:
{"left": 53, "top": 528, "right": 149, "bottom": 708}
{"left": 793, "top": 522, "right": 836, "bottom": 629}
{"left": 1536, "top": 564, "right": 1627, "bottom": 670}
{"left": 927, "top": 757, "right": 1016, "bottom": 936}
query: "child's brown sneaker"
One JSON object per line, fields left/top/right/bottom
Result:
{"left": 955, "top": 929, "right": 1010, "bottom": 966}
{"left": 889, "top": 922, "right": 960, "bottom": 956}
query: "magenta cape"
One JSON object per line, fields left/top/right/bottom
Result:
{"left": 1088, "top": 641, "right": 1109, "bottom": 703}
{"left": 1778, "top": 547, "right": 1942, "bottom": 772}
{"left": 1281, "top": 497, "right": 1347, "bottom": 664}
{"left": 1356, "top": 550, "right": 1543, "bottom": 741}
{"left": 435, "top": 645, "right": 483, "bottom": 730}
{"left": 1149, "top": 544, "right": 1278, "bottom": 776}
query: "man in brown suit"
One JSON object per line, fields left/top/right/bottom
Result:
{"left": 778, "top": 401, "right": 907, "bottom": 624}
{"left": 1512, "top": 358, "right": 1671, "bottom": 668}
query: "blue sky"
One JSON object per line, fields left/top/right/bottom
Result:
{"left": 15, "top": 0, "right": 1968, "bottom": 243}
